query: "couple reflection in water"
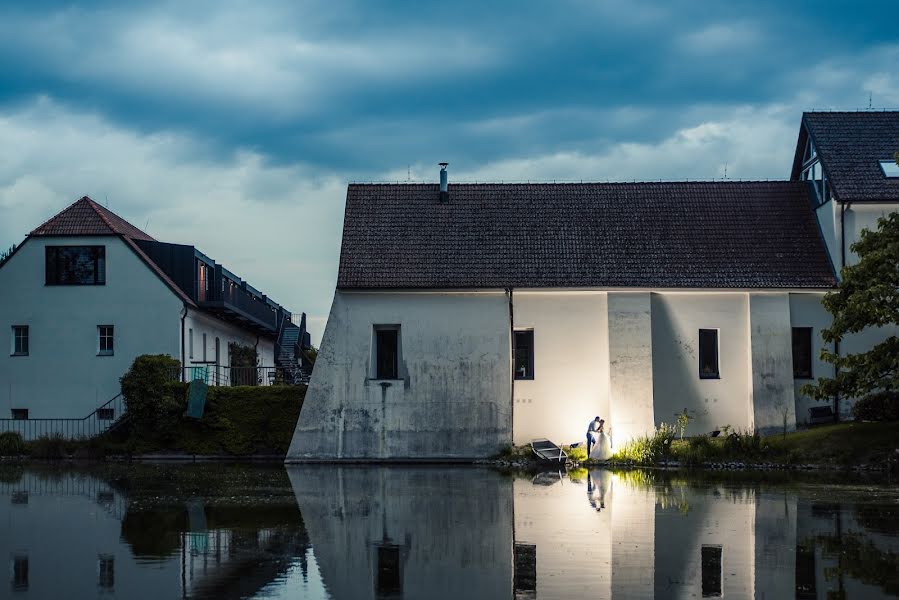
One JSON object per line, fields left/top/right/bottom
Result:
{"left": 585, "top": 416, "right": 613, "bottom": 461}
{"left": 586, "top": 470, "right": 611, "bottom": 512}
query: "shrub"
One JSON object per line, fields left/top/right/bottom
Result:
{"left": 29, "top": 434, "right": 67, "bottom": 459}
{"left": 0, "top": 432, "right": 26, "bottom": 456}
{"left": 120, "top": 354, "right": 184, "bottom": 439}
{"left": 565, "top": 445, "right": 588, "bottom": 463}
{"left": 852, "top": 391, "right": 899, "bottom": 422}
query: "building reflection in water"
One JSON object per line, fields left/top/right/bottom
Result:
{"left": 1, "top": 464, "right": 897, "bottom": 599}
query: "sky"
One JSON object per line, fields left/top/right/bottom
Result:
{"left": 1, "top": 1, "right": 898, "bottom": 344}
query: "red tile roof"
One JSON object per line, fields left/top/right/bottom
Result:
{"left": 30, "top": 196, "right": 155, "bottom": 241}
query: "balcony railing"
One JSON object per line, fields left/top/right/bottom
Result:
{"left": 0, "top": 394, "right": 126, "bottom": 441}
{"left": 199, "top": 267, "right": 279, "bottom": 332}
{"left": 174, "top": 365, "right": 310, "bottom": 387}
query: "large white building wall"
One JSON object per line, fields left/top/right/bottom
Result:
{"left": 512, "top": 291, "right": 609, "bottom": 446}
{"left": 287, "top": 291, "right": 512, "bottom": 460}
{"left": 843, "top": 203, "right": 899, "bottom": 267}
{"left": 607, "top": 292, "right": 655, "bottom": 444}
{"left": 0, "top": 236, "right": 181, "bottom": 420}
{"left": 651, "top": 292, "right": 752, "bottom": 436}
{"left": 749, "top": 293, "right": 797, "bottom": 434}
{"left": 183, "top": 309, "right": 275, "bottom": 380}
{"left": 788, "top": 293, "right": 834, "bottom": 425}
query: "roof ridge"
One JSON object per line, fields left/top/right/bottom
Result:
{"left": 85, "top": 197, "right": 119, "bottom": 234}
{"left": 29, "top": 195, "right": 91, "bottom": 235}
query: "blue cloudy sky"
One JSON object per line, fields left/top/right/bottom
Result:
{"left": 1, "top": 1, "right": 898, "bottom": 342}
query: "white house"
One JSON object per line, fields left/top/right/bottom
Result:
{"left": 288, "top": 111, "right": 899, "bottom": 461}
{"left": 0, "top": 196, "right": 309, "bottom": 435}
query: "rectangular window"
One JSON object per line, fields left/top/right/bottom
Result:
{"left": 11, "top": 491, "right": 28, "bottom": 505}
{"left": 376, "top": 544, "right": 401, "bottom": 595}
{"left": 701, "top": 545, "right": 722, "bottom": 597}
{"left": 98, "top": 325, "right": 114, "bottom": 356}
{"left": 202, "top": 333, "right": 207, "bottom": 362}
{"left": 375, "top": 327, "right": 399, "bottom": 380}
{"left": 98, "top": 555, "right": 115, "bottom": 589}
{"left": 189, "top": 328, "right": 194, "bottom": 359}
{"left": 795, "top": 544, "right": 816, "bottom": 599}
{"left": 879, "top": 160, "right": 899, "bottom": 178}
{"left": 792, "top": 327, "right": 813, "bottom": 379}
{"left": 97, "top": 408, "right": 115, "bottom": 421}
{"left": 12, "top": 555, "right": 28, "bottom": 591}
{"left": 514, "top": 330, "right": 535, "bottom": 380}
{"left": 11, "top": 409, "right": 28, "bottom": 420}
{"left": 698, "top": 329, "right": 719, "bottom": 379}
{"left": 197, "top": 261, "right": 209, "bottom": 302}
{"left": 514, "top": 543, "right": 537, "bottom": 594}
{"left": 12, "top": 325, "right": 28, "bottom": 356}
{"left": 45, "top": 246, "right": 106, "bottom": 285}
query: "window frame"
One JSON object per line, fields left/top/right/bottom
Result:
{"left": 98, "top": 325, "right": 114, "bottom": 356}
{"left": 698, "top": 328, "right": 720, "bottom": 380}
{"left": 188, "top": 328, "right": 194, "bottom": 359}
{"left": 791, "top": 327, "right": 813, "bottom": 380}
{"left": 11, "top": 408, "right": 28, "bottom": 420}
{"left": 11, "top": 325, "right": 29, "bottom": 356}
{"left": 513, "top": 329, "right": 535, "bottom": 381}
{"left": 45, "top": 245, "right": 106, "bottom": 286}
{"left": 372, "top": 325, "right": 401, "bottom": 380}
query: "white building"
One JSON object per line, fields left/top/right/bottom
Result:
{"left": 0, "top": 196, "right": 309, "bottom": 435}
{"left": 288, "top": 111, "right": 899, "bottom": 461}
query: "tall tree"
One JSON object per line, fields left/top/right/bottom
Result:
{"left": 802, "top": 212, "right": 899, "bottom": 402}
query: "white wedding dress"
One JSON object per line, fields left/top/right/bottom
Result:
{"left": 589, "top": 431, "right": 613, "bottom": 461}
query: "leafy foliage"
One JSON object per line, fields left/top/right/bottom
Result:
{"left": 228, "top": 343, "right": 257, "bottom": 368}
{"left": 612, "top": 422, "right": 676, "bottom": 463}
{"left": 851, "top": 391, "right": 899, "bottom": 421}
{"left": 802, "top": 213, "right": 899, "bottom": 402}
{"left": 0, "top": 243, "right": 16, "bottom": 267}
{"left": 120, "top": 354, "right": 183, "bottom": 439}
{"left": 0, "top": 432, "right": 26, "bottom": 456}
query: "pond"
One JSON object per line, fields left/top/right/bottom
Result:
{"left": 0, "top": 464, "right": 897, "bottom": 599}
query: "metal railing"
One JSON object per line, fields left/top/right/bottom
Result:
{"left": 175, "top": 365, "right": 309, "bottom": 387}
{"left": 0, "top": 394, "right": 127, "bottom": 441}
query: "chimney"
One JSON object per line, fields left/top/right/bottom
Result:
{"left": 439, "top": 162, "right": 449, "bottom": 202}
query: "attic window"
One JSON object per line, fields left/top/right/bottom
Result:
{"left": 879, "top": 160, "right": 899, "bottom": 178}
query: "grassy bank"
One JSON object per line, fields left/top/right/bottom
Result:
{"left": 0, "top": 385, "right": 305, "bottom": 459}
{"left": 610, "top": 421, "right": 899, "bottom": 468}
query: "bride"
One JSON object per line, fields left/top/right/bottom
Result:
{"left": 589, "top": 419, "right": 613, "bottom": 461}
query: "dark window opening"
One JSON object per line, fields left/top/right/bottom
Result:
{"left": 795, "top": 544, "right": 816, "bottom": 599}
{"left": 11, "top": 409, "right": 28, "bottom": 420}
{"left": 12, "top": 325, "right": 28, "bottom": 356}
{"left": 45, "top": 246, "right": 105, "bottom": 285}
{"left": 197, "top": 261, "right": 210, "bottom": 302}
{"left": 376, "top": 544, "right": 401, "bottom": 596}
{"left": 701, "top": 545, "right": 722, "bottom": 597}
{"left": 792, "top": 327, "right": 813, "bottom": 379}
{"left": 514, "top": 330, "right": 535, "bottom": 380}
{"left": 98, "top": 555, "right": 115, "bottom": 589}
{"left": 698, "top": 329, "right": 720, "bottom": 379}
{"left": 11, "top": 491, "right": 28, "bottom": 505}
{"left": 97, "top": 408, "right": 115, "bottom": 421}
{"left": 514, "top": 543, "right": 537, "bottom": 594}
{"left": 98, "top": 325, "right": 114, "bottom": 356}
{"left": 12, "top": 555, "right": 28, "bottom": 591}
{"left": 375, "top": 328, "right": 399, "bottom": 380}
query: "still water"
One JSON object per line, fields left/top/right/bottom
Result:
{"left": 0, "top": 464, "right": 897, "bottom": 599}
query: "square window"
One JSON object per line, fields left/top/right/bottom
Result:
{"left": 97, "top": 408, "right": 115, "bottom": 421}
{"left": 45, "top": 246, "right": 105, "bottom": 285}
{"left": 792, "top": 327, "right": 813, "bottom": 379}
{"left": 514, "top": 330, "right": 535, "bottom": 380}
{"left": 11, "top": 409, "right": 28, "bottom": 420}
{"left": 11, "top": 491, "right": 28, "bottom": 505}
{"left": 699, "top": 329, "right": 719, "bottom": 379}
{"left": 374, "top": 327, "right": 399, "bottom": 380}
{"left": 701, "top": 545, "right": 722, "bottom": 597}
{"left": 12, "top": 326, "right": 28, "bottom": 356}
{"left": 98, "top": 325, "right": 114, "bottom": 356}
{"left": 376, "top": 544, "right": 401, "bottom": 595}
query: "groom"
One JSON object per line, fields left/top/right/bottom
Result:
{"left": 586, "top": 416, "right": 602, "bottom": 456}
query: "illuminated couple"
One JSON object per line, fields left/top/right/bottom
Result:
{"left": 585, "top": 416, "right": 613, "bottom": 460}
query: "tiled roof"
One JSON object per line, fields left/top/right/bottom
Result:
{"left": 30, "top": 196, "right": 155, "bottom": 240}
{"left": 337, "top": 182, "right": 837, "bottom": 290}
{"left": 793, "top": 111, "right": 899, "bottom": 202}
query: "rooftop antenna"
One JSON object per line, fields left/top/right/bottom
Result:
{"left": 724, "top": 161, "right": 728, "bottom": 179}
{"left": 144, "top": 218, "right": 150, "bottom": 231}
{"left": 868, "top": 92, "right": 873, "bottom": 109}
{"left": 407, "top": 164, "right": 411, "bottom": 182}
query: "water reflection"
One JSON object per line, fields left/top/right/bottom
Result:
{"left": 0, "top": 464, "right": 896, "bottom": 599}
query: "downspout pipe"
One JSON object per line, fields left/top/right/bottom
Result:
{"left": 506, "top": 287, "right": 514, "bottom": 445}
{"left": 180, "top": 306, "right": 188, "bottom": 383}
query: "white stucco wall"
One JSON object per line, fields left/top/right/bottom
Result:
{"left": 607, "top": 292, "right": 655, "bottom": 444}
{"left": 184, "top": 309, "right": 275, "bottom": 380}
{"left": 0, "top": 236, "right": 182, "bottom": 420}
{"left": 748, "top": 293, "right": 797, "bottom": 434}
{"left": 843, "top": 203, "right": 899, "bottom": 267}
{"left": 651, "top": 292, "right": 752, "bottom": 436}
{"left": 512, "top": 292, "right": 609, "bottom": 446}
{"left": 789, "top": 293, "right": 834, "bottom": 425}
{"left": 288, "top": 291, "right": 512, "bottom": 460}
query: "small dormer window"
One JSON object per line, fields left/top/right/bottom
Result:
{"left": 879, "top": 160, "right": 899, "bottom": 178}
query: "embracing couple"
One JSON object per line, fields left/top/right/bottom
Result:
{"left": 586, "top": 416, "right": 612, "bottom": 460}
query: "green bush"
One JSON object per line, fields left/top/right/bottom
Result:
{"left": 852, "top": 391, "right": 899, "bottom": 422}
{"left": 29, "top": 434, "right": 67, "bottom": 459}
{"left": 0, "top": 432, "right": 26, "bottom": 456}
{"left": 613, "top": 422, "right": 676, "bottom": 463}
{"left": 120, "top": 354, "right": 184, "bottom": 439}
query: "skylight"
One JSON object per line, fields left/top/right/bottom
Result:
{"left": 880, "top": 160, "right": 899, "bottom": 178}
